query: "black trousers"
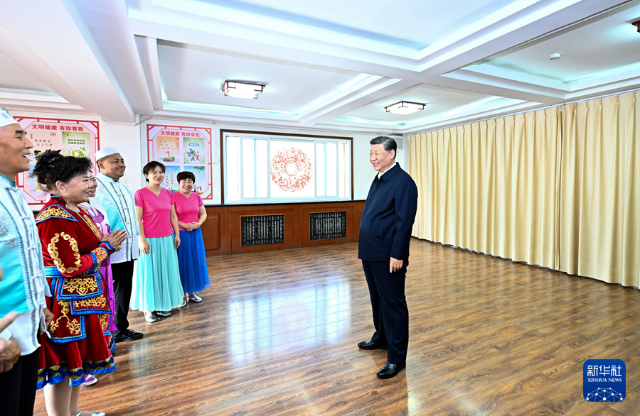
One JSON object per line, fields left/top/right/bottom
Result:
{"left": 0, "top": 349, "right": 39, "bottom": 416}
{"left": 362, "top": 260, "right": 409, "bottom": 364}
{"left": 111, "top": 260, "right": 135, "bottom": 332}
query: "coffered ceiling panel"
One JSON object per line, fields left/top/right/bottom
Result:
{"left": 157, "top": 41, "right": 365, "bottom": 113}
{"left": 1, "top": 0, "right": 637, "bottom": 132}
{"left": 329, "top": 84, "right": 527, "bottom": 128}
{"left": 191, "top": 0, "right": 516, "bottom": 48}
{"left": 467, "top": 2, "right": 640, "bottom": 85}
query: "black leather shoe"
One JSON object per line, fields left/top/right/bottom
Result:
{"left": 113, "top": 329, "right": 144, "bottom": 343}
{"left": 377, "top": 361, "right": 406, "bottom": 379}
{"left": 358, "top": 340, "right": 387, "bottom": 350}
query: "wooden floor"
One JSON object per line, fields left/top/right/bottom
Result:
{"left": 34, "top": 239, "right": 640, "bottom": 416}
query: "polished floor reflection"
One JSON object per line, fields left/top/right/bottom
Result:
{"left": 33, "top": 240, "right": 640, "bottom": 415}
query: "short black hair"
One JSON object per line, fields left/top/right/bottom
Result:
{"left": 31, "top": 149, "right": 92, "bottom": 188}
{"left": 177, "top": 171, "right": 196, "bottom": 183}
{"left": 370, "top": 136, "right": 397, "bottom": 159}
{"left": 143, "top": 161, "right": 166, "bottom": 182}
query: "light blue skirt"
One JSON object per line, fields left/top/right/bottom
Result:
{"left": 131, "top": 235, "right": 184, "bottom": 313}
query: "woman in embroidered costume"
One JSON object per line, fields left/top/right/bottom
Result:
{"left": 32, "top": 150, "right": 127, "bottom": 416}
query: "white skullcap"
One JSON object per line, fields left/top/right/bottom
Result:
{"left": 95, "top": 147, "right": 120, "bottom": 161}
{"left": 0, "top": 110, "right": 19, "bottom": 129}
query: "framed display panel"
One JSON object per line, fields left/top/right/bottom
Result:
{"left": 221, "top": 130, "right": 353, "bottom": 204}
{"left": 14, "top": 117, "right": 100, "bottom": 205}
{"left": 146, "top": 124, "right": 213, "bottom": 200}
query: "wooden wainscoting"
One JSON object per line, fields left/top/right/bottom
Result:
{"left": 200, "top": 200, "right": 366, "bottom": 256}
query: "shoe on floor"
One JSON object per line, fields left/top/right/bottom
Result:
{"left": 113, "top": 329, "right": 144, "bottom": 343}
{"left": 144, "top": 312, "right": 156, "bottom": 323}
{"left": 188, "top": 294, "right": 203, "bottom": 303}
{"left": 377, "top": 361, "right": 406, "bottom": 379}
{"left": 82, "top": 375, "right": 98, "bottom": 386}
{"left": 357, "top": 340, "right": 387, "bottom": 350}
{"left": 178, "top": 297, "right": 187, "bottom": 308}
{"left": 156, "top": 311, "right": 171, "bottom": 317}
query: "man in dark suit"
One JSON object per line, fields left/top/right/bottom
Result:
{"left": 358, "top": 136, "right": 418, "bottom": 379}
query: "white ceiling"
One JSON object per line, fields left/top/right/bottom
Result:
{"left": 0, "top": 50, "right": 53, "bottom": 92}
{"left": 158, "top": 41, "right": 364, "bottom": 112}
{"left": 0, "top": 0, "right": 639, "bottom": 134}
{"left": 338, "top": 85, "right": 522, "bottom": 126}
{"left": 188, "top": 0, "right": 517, "bottom": 48}
{"left": 463, "top": 2, "right": 640, "bottom": 85}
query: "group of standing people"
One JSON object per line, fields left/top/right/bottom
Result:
{"left": 0, "top": 110, "right": 210, "bottom": 416}
{"left": 1, "top": 102, "right": 418, "bottom": 416}
{"left": 130, "top": 158, "right": 210, "bottom": 323}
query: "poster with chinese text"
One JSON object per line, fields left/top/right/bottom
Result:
{"left": 147, "top": 124, "right": 212, "bottom": 199}
{"left": 14, "top": 117, "right": 100, "bottom": 205}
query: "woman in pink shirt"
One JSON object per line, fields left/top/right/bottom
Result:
{"left": 172, "top": 171, "right": 210, "bottom": 304}
{"left": 130, "top": 161, "right": 184, "bottom": 323}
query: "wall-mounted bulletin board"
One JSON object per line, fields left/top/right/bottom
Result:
{"left": 14, "top": 116, "right": 100, "bottom": 205}
{"left": 146, "top": 124, "right": 213, "bottom": 200}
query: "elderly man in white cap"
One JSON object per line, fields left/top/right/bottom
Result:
{"left": 0, "top": 109, "right": 53, "bottom": 415}
{"left": 91, "top": 147, "right": 144, "bottom": 343}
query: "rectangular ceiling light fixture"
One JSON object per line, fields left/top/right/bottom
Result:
{"left": 222, "top": 81, "right": 265, "bottom": 99}
{"left": 385, "top": 101, "right": 425, "bottom": 115}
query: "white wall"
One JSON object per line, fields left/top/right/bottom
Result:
{"left": 8, "top": 109, "right": 406, "bottom": 205}
{"left": 5, "top": 110, "right": 143, "bottom": 207}
{"left": 101, "top": 121, "right": 142, "bottom": 189}
{"left": 140, "top": 118, "right": 219, "bottom": 202}
{"left": 214, "top": 124, "right": 396, "bottom": 203}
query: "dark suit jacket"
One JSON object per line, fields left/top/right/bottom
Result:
{"left": 358, "top": 163, "right": 418, "bottom": 262}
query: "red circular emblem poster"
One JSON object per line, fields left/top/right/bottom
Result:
{"left": 271, "top": 147, "right": 312, "bottom": 192}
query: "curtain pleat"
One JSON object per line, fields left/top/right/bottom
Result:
{"left": 408, "top": 108, "right": 560, "bottom": 270}
{"left": 410, "top": 92, "right": 639, "bottom": 287}
{"left": 559, "top": 92, "right": 639, "bottom": 287}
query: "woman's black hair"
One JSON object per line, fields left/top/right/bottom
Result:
{"left": 142, "top": 161, "right": 166, "bottom": 182}
{"left": 176, "top": 171, "right": 196, "bottom": 183}
{"left": 31, "top": 149, "right": 92, "bottom": 188}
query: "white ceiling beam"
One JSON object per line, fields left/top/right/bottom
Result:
{"left": 128, "top": 14, "right": 419, "bottom": 80}
{"left": 298, "top": 78, "right": 411, "bottom": 126}
{"left": 400, "top": 101, "right": 545, "bottom": 134}
{"left": 135, "top": 36, "right": 164, "bottom": 111}
{"left": 0, "top": 24, "right": 98, "bottom": 114}
{"left": 71, "top": 0, "right": 154, "bottom": 116}
{"left": 437, "top": 71, "right": 566, "bottom": 101}
{"left": 416, "top": 0, "right": 631, "bottom": 77}
{"left": 0, "top": 0, "right": 134, "bottom": 122}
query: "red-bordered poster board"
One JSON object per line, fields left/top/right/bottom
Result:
{"left": 14, "top": 117, "right": 100, "bottom": 205}
{"left": 146, "top": 124, "right": 213, "bottom": 200}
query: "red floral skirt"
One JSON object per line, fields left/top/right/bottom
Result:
{"left": 37, "top": 276, "right": 116, "bottom": 388}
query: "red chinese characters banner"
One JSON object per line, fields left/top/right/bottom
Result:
{"left": 147, "top": 124, "right": 213, "bottom": 200}
{"left": 15, "top": 117, "right": 100, "bottom": 205}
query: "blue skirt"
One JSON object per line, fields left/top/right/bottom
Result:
{"left": 131, "top": 235, "right": 185, "bottom": 313}
{"left": 177, "top": 228, "right": 210, "bottom": 294}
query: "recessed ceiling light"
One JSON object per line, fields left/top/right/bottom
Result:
{"left": 222, "top": 81, "right": 265, "bottom": 99}
{"left": 550, "top": 53, "right": 561, "bottom": 60}
{"left": 633, "top": 20, "right": 640, "bottom": 33}
{"left": 385, "top": 101, "right": 425, "bottom": 115}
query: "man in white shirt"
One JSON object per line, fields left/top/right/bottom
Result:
{"left": 92, "top": 147, "right": 143, "bottom": 343}
{"left": 0, "top": 110, "right": 52, "bottom": 415}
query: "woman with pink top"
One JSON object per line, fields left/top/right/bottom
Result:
{"left": 172, "top": 171, "right": 210, "bottom": 304}
{"left": 130, "top": 161, "right": 184, "bottom": 323}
